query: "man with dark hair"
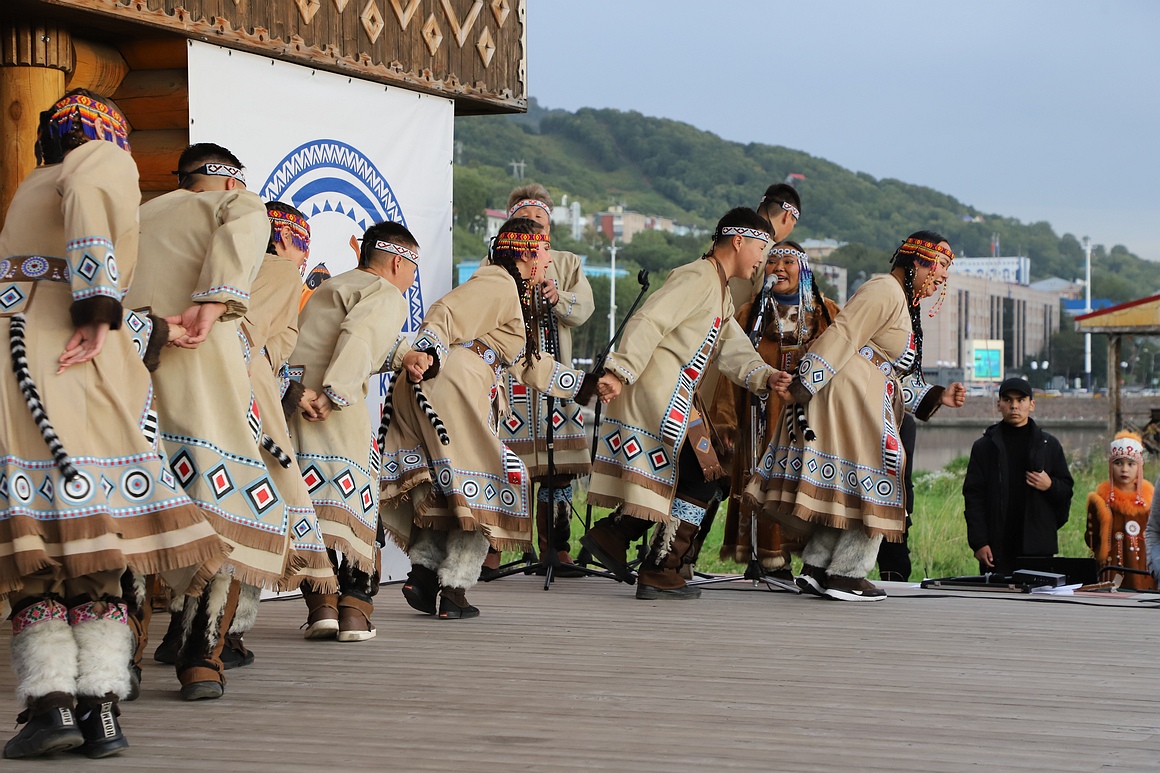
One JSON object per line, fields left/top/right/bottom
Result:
{"left": 963, "top": 377, "right": 1073, "bottom": 575}
{"left": 127, "top": 143, "right": 291, "bottom": 700}
{"left": 289, "top": 221, "right": 415, "bottom": 642}
{"left": 582, "top": 207, "right": 791, "bottom": 599}
{"left": 729, "top": 183, "right": 801, "bottom": 310}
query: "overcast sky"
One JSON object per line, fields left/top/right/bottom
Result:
{"left": 527, "top": 0, "right": 1160, "bottom": 260}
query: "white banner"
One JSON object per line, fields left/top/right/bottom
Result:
{"left": 188, "top": 42, "right": 454, "bottom": 580}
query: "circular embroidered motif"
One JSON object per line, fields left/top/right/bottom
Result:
{"left": 462, "top": 480, "right": 479, "bottom": 498}
{"left": 556, "top": 370, "right": 578, "bottom": 391}
{"left": 0, "top": 260, "right": 10, "bottom": 279}
{"left": 1125, "top": 520, "right": 1141, "bottom": 537}
{"left": 437, "top": 467, "right": 453, "bottom": 489}
{"left": 106, "top": 255, "right": 119, "bottom": 282}
{"left": 61, "top": 471, "right": 94, "bottom": 503}
{"left": 499, "top": 488, "right": 516, "bottom": 508}
{"left": 10, "top": 473, "right": 32, "bottom": 503}
{"left": 122, "top": 469, "right": 153, "bottom": 501}
{"left": 21, "top": 257, "right": 48, "bottom": 278}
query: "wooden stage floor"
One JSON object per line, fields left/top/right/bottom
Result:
{"left": 1, "top": 576, "right": 1159, "bottom": 772}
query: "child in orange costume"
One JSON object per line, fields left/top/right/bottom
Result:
{"left": 1086, "top": 431, "right": 1155, "bottom": 590}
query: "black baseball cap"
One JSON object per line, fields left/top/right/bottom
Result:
{"left": 998, "top": 377, "right": 1033, "bottom": 398}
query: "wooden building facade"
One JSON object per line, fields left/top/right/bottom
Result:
{"left": 0, "top": 0, "right": 526, "bottom": 223}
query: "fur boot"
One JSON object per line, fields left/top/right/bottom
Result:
{"left": 4, "top": 597, "right": 84, "bottom": 759}
{"left": 176, "top": 573, "right": 240, "bottom": 700}
{"left": 637, "top": 518, "right": 702, "bottom": 600}
{"left": 823, "top": 530, "right": 886, "bottom": 602}
{"left": 152, "top": 594, "right": 185, "bottom": 665}
{"left": 401, "top": 565, "right": 439, "bottom": 615}
{"left": 120, "top": 570, "right": 148, "bottom": 701}
{"left": 436, "top": 530, "right": 490, "bottom": 620}
{"left": 222, "top": 583, "right": 260, "bottom": 668}
{"left": 578, "top": 510, "right": 652, "bottom": 584}
{"left": 69, "top": 597, "right": 132, "bottom": 757}
{"left": 408, "top": 527, "right": 448, "bottom": 572}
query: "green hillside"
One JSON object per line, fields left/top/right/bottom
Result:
{"left": 453, "top": 99, "right": 1158, "bottom": 304}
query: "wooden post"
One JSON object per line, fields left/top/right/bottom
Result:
{"left": 1108, "top": 334, "right": 1122, "bottom": 433}
{"left": 67, "top": 39, "right": 129, "bottom": 96}
{"left": 0, "top": 20, "right": 73, "bottom": 228}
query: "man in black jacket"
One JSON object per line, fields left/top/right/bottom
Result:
{"left": 963, "top": 377, "right": 1074, "bottom": 575}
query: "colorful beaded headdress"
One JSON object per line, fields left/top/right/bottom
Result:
{"left": 768, "top": 245, "right": 814, "bottom": 312}
{"left": 42, "top": 92, "right": 131, "bottom": 153}
{"left": 177, "top": 162, "right": 246, "bottom": 186}
{"left": 719, "top": 226, "right": 770, "bottom": 243}
{"left": 508, "top": 198, "right": 552, "bottom": 218}
{"left": 374, "top": 240, "right": 419, "bottom": 265}
{"left": 897, "top": 237, "right": 955, "bottom": 316}
{"left": 1107, "top": 430, "right": 1146, "bottom": 507}
{"left": 495, "top": 231, "right": 550, "bottom": 251}
{"left": 269, "top": 206, "right": 310, "bottom": 253}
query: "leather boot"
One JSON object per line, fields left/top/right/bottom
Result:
{"left": 177, "top": 575, "right": 240, "bottom": 701}
{"left": 120, "top": 571, "right": 149, "bottom": 702}
{"left": 637, "top": 520, "right": 702, "bottom": 600}
{"left": 3, "top": 693, "right": 83, "bottom": 759}
{"left": 71, "top": 694, "right": 127, "bottom": 759}
{"left": 437, "top": 586, "right": 479, "bottom": 620}
{"left": 402, "top": 564, "right": 439, "bottom": 615}
{"left": 536, "top": 499, "right": 584, "bottom": 577}
{"left": 337, "top": 594, "right": 376, "bottom": 642}
{"left": 679, "top": 501, "right": 718, "bottom": 580}
{"left": 479, "top": 548, "right": 502, "bottom": 582}
{"left": 302, "top": 590, "right": 339, "bottom": 639}
{"left": 153, "top": 607, "right": 184, "bottom": 665}
{"left": 579, "top": 511, "right": 652, "bottom": 584}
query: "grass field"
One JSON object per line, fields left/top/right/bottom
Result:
{"left": 519, "top": 450, "right": 1153, "bottom": 582}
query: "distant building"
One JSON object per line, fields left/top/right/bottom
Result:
{"left": 951, "top": 256, "right": 1032, "bottom": 286}
{"left": 484, "top": 208, "right": 508, "bottom": 240}
{"left": 801, "top": 239, "right": 846, "bottom": 261}
{"left": 1063, "top": 298, "right": 1115, "bottom": 316}
{"left": 813, "top": 262, "right": 848, "bottom": 305}
{"left": 592, "top": 206, "right": 674, "bottom": 244}
{"left": 1029, "top": 276, "right": 1083, "bottom": 300}
{"left": 456, "top": 256, "right": 627, "bottom": 286}
{"left": 919, "top": 273, "right": 1067, "bottom": 379}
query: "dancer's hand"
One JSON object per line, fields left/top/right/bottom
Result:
{"left": 299, "top": 387, "right": 319, "bottom": 417}
{"left": 402, "top": 350, "right": 433, "bottom": 382}
{"left": 597, "top": 372, "right": 622, "bottom": 402}
{"left": 164, "top": 302, "right": 227, "bottom": 349}
{"left": 974, "top": 545, "right": 994, "bottom": 568}
{"left": 942, "top": 382, "right": 966, "bottom": 408}
{"left": 540, "top": 278, "right": 559, "bottom": 306}
{"left": 767, "top": 369, "right": 792, "bottom": 393}
{"left": 307, "top": 393, "right": 334, "bottom": 422}
{"left": 57, "top": 321, "right": 110, "bottom": 373}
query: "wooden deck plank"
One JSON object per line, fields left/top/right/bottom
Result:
{"left": 1, "top": 576, "right": 1158, "bottom": 772}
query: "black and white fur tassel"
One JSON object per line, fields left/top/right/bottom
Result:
{"left": 376, "top": 373, "right": 401, "bottom": 452}
{"left": 10, "top": 314, "right": 79, "bottom": 481}
{"left": 795, "top": 405, "right": 816, "bottom": 442}
{"left": 260, "top": 434, "right": 293, "bottom": 468}
{"left": 413, "top": 381, "right": 450, "bottom": 446}
{"left": 784, "top": 403, "right": 816, "bottom": 444}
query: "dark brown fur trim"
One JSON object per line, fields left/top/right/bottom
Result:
{"left": 69, "top": 295, "right": 123, "bottom": 330}
{"left": 915, "top": 385, "right": 945, "bottom": 422}
{"left": 143, "top": 315, "right": 168, "bottom": 372}
{"left": 282, "top": 380, "right": 306, "bottom": 421}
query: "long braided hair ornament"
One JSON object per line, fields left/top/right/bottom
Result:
{"left": 489, "top": 217, "right": 550, "bottom": 362}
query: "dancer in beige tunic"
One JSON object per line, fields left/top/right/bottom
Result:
{"left": 0, "top": 91, "right": 225, "bottom": 758}
{"left": 383, "top": 217, "right": 600, "bottom": 619}
{"left": 581, "top": 208, "right": 790, "bottom": 599}
{"left": 485, "top": 183, "right": 595, "bottom": 577}
{"left": 223, "top": 202, "right": 333, "bottom": 666}
{"left": 746, "top": 231, "right": 967, "bottom": 601}
{"left": 127, "top": 143, "right": 286, "bottom": 699}
{"left": 288, "top": 221, "right": 413, "bottom": 642}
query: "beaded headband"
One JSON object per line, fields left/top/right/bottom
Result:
{"left": 719, "top": 227, "right": 770, "bottom": 243}
{"left": 496, "top": 231, "right": 550, "bottom": 251}
{"left": 1110, "top": 436, "right": 1144, "bottom": 463}
{"left": 269, "top": 208, "right": 310, "bottom": 253}
{"left": 374, "top": 240, "right": 419, "bottom": 265}
{"left": 781, "top": 201, "right": 800, "bottom": 220}
{"left": 508, "top": 199, "right": 552, "bottom": 218}
{"left": 897, "top": 237, "right": 955, "bottom": 267}
{"left": 44, "top": 93, "right": 131, "bottom": 153}
{"left": 177, "top": 163, "right": 246, "bottom": 185}
{"left": 768, "top": 247, "right": 808, "bottom": 262}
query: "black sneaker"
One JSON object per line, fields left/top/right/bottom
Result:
{"left": 3, "top": 706, "right": 84, "bottom": 759}
{"left": 71, "top": 697, "right": 128, "bottom": 759}
{"left": 795, "top": 564, "right": 828, "bottom": 597}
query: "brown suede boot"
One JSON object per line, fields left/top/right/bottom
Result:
{"left": 302, "top": 591, "right": 339, "bottom": 640}
{"left": 177, "top": 576, "right": 240, "bottom": 701}
{"left": 479, "top": 549, "right": 502, "bottom": 581}
{"left": 437, "top": 587, "right": 479, "bottom": 620}
{"left": 579, "top": 511, "right": 651, "bottom": 584}
{"left": 337, "top": 594, "right": 376, "bottom": 641}
{"left": 536, "top": 499, "right": 584, "bottom": 577}
{"left": 636, "top": 520, "right": 702, "bottom": 600}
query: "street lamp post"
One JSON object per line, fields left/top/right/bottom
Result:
{"left": 1083, "top": 236, "right": 1092, "bottom": 391}
{"left": 608, "top": 239, "right": 618, "bottom": 343}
